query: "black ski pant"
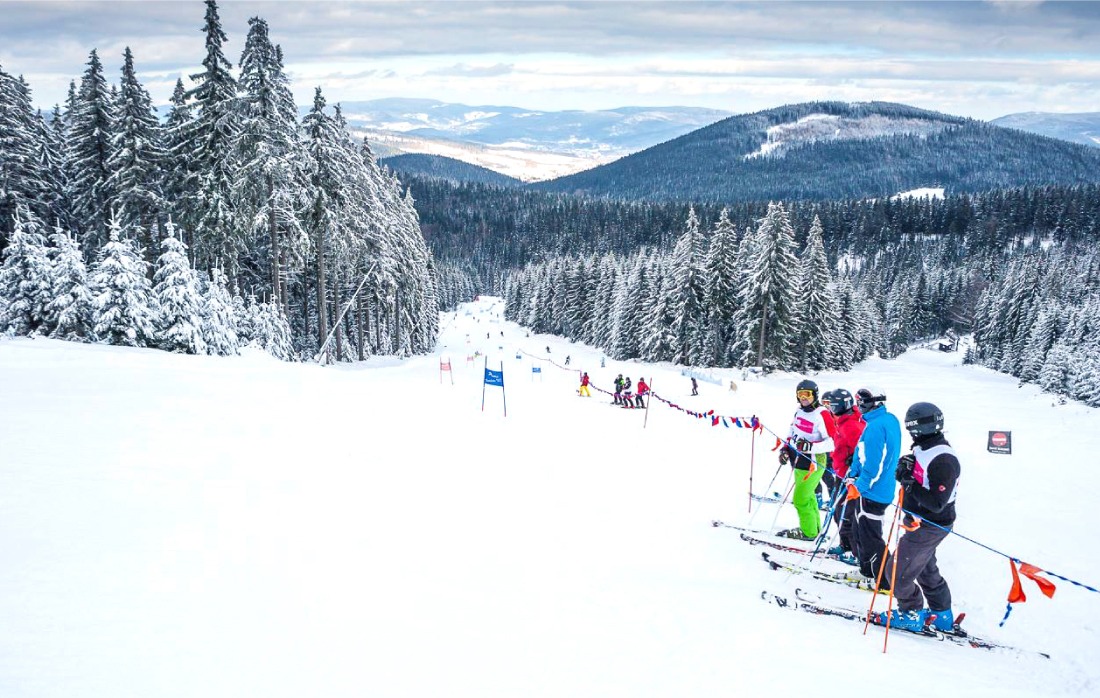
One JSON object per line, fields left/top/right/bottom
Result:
{"left": 834, "top": 496, "right": 856, "bottom": 552}
{"left": 851, "top": 497, "right": 890, "bottom": 586}
{"left": 886, "top": 523, "right": 952, "bottom": 613}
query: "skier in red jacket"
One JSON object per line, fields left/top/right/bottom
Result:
{"left": 822, "top": 388, "right": 865, "bottom": 556}
{"left": 578, "top": 371, "right": 591, "bottom": 397}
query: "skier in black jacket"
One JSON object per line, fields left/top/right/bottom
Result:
{"left": 876, "top": 402, "right": 960, "bottom": 633}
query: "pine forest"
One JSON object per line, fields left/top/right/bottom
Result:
{"left": 0, "top": 1, "right": 441, "bottom": 362}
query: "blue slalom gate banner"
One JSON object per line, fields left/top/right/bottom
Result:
{"left": 482, "top": 358, "right": 507, "bottom": 416}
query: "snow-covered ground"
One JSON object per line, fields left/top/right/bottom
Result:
{"left": 1, "top": 297, "right": 1097, "bottom": 697}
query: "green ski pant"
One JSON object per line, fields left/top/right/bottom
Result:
{"left": 792, "top": 455, "right": 827, "bottom": 538}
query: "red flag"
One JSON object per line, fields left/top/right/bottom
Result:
{"left": 1020, "top": 562, "right": 1057, "bottom": 598}
{"left": 1007, "top": 559, "right": 1026, "bottom": 604}
{"left": 1008, "top": 559, "right": 1057, "bottom": 605}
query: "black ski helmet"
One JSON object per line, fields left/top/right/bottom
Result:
{"left": 823, "top": 388, "right": 855, "bottom": 416}
{"left": 856, "top": 386, "right": 886, "bottom": 413}
{"left": 795, "top": 379, "right": 819, "bottom": 405}
{"left": 905, "top": 402, "right": 944, "bottom": 438}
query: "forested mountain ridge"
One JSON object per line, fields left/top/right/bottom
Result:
{"left": 531, "top": 101, "right": 1100, "bottom": 203}
{"left": 380, "top": 154, "right": 522, "bottom": 187}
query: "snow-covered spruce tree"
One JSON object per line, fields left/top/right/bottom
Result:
{"left": 389, "top": 184, "right": 439, "bottom": 356}
{"left": 791, "top": 215, "right": 839, "bottom": 371}
{"left": 232, "top": 293, "right": 251, "bottom": 345}
{"left": 161, "top": 79, "right": 195, "bottom": 256}
{"left": 68, "top": 49, "right": 116, "bottom": 257}
{"left": 152, "top": 221, "right": 206, "bottom": 354}
{"left": 89, "top": 217, "right": 155, "bottom": 347}
{"left": 38, "top": 103, "right": 76, "bottom": 234}
{"left": 639, "top": 257, "right": 677, "bottom": 363}
{"left": 1018, "top": 302, "right": 1061, "bottom": 383}
{"left": 184, "top": 0, "right": 244, "bottom": 277}
{"left": 235, "top": 17, "right": 306, "bottom": 307}
{"left": 668, "top": 206, "right": 708, "bottom": 366}
{"left": 563, "top": 255, "right": 595, "bottom": 343}
{"left": 246, "top": 296, "right": 295, "bottom": 360}
{"left": 1037, "top": 341, "right": 1074, "bottom": 396}
{"left": 107, "top": 47, "right": 166, "bottom": 262}
{"left": 45, "top": 226, "right": 94, "bottom": 341}
{"left": 702, "top": 208, "right": 741, "bottom": 367}
{"left": 611, "top": 250, "right": 653, "bottom": 360}
{"left": 589, "top": 254, "right": 620, "bottom": 351}
{"left": 301, "top": 88, "right": 357, "bottom": 354}
{"left": 201, "top": 267, "right": 240, "bottom": 356}
{"left": 829, "top": 278, "right": 864, "bottom": 367}
{"left": 0, "top": 67, "right": 51, "bottom": 248}
{"left": 733, "top": 202, "right": 800, "bottom": 370}
{"left": 0, "top": 208, "right": 52, "bottom": 335}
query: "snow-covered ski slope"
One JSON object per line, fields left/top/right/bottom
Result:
{"left": 1, "top": 296, "right": 1097, "bottom": 698}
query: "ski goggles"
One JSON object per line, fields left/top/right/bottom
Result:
{"left": 796, "top": 389, "right": 815, "bottom": 401}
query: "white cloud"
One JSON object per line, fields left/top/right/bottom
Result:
{"left": 3, "top": 1, "right": 1099, "bottom": 118}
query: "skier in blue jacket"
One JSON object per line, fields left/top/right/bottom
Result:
{"left": 845, "top": 387, "right": 902, "bottom": 584}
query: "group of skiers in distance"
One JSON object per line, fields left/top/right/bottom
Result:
{"left": 604, "top": 373, "right": 648, "bottom": 408}
{"left": 777, "top": 379, "right": 962, "bottom": 633}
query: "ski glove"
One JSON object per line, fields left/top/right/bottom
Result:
{"left": 845, "top": 482, "right": 861, "bottom": 502}
{"left": 794, "top": 438, "right": 812, "bottom": 453}
{"left": 778, "top": 448, "right": 791, "bottom": 465}
{"left": 896, "top": 454, "right": 916, "bottom": 486}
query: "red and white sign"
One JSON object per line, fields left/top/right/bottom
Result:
{"left": 987, "top": 430, "right": 1012, "bottom": 454}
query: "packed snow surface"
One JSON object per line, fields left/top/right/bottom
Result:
{"left": 1, "top": 297, "right": 1097, "bottom": 697}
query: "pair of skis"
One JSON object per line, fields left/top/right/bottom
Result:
{"left": 714, "top": 519, "right": 1050, "bottom": 657}
{"left": 760, "top": 588, "right": 1050, "bottom": 658}
{"left": 711, "top": 519, "right": 855, "bottom": 565}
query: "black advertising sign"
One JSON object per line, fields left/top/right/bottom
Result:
{"left": 987, "top": 431, "right": 1012, "bottom": 454}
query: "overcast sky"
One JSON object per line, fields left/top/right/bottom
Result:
{"left": 2, "top": 0, "right": 1098, "bottom": 120}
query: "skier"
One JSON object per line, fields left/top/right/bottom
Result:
{"left": 578, "top": 371, "right": 591, "bottom": 397}
{"left": 876, "top": 402, "right": 960, "bottom": 632}
{"left": 845, "top": 387, "right": 902, "bottom": 584}
{"left": 565, "top": 355, "right": 571, "bottom": 366}
{"left": 777, "top": 379, "right": 836, "bottom": 541}
{"left": 821, "top": 388, "right": 865, "bottom": 557}
{"left": 690, "top": 376, "right": 699, "bottom": 396}
{"left": 613, "top": 373, "right": 625, "bottom": 405}
{"left": 634, "top": 377, "right": 649, "bottom": 407}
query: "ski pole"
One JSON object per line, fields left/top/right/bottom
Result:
{"left": 751, "top": 454, "right": 786, "bottom": 511}
{"left": 767, "top": 476, "right": 795, "bottom": 533}
{"left": 880, "top": 488, "right": 906, "bottom": 654}
{"left": 810, "top": 480, "right": 845, "bottom": 562}
{"left": 864, "top": 487, "right": 904, "bottom": 634}
{"left": 748, "top": 425, "right": 756, "bottom": 513}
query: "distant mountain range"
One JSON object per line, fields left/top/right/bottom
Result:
{"left": 989, "top": 112, "right": 1100, "bottom": 148}
{"left": 331, "top": 98, "right": 731, "bottom": 181}
{"left": 529, "top": 101, "right": 1100, "bottom": 203}
{"left": 362, "top": 99, "right": 1100, "bottom": 203}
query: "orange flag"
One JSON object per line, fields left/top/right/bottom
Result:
{"left": 1008, "top": 559, "right": 1057, "bottom": 604}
